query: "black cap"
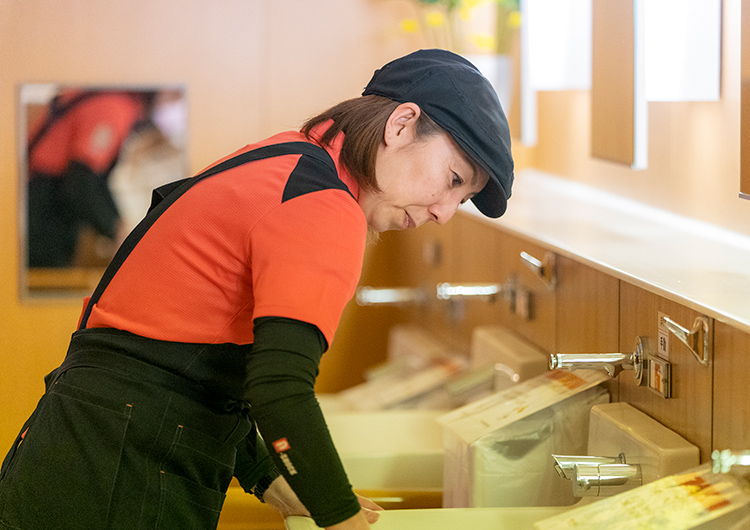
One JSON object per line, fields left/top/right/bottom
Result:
{"left": 363, "top": 49, "right": 513, "bottom": 218}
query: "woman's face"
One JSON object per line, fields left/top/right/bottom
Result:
{"left": 358, "top": 103, "right": 489, "bottom": 233}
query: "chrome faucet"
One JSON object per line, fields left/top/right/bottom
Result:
{"left": 436, "top": 282, "right": 505, "bottom": 301}
{"left": 548, "top": 336, "right": 647, "bottom": 386}
{"left": 713, "top": 450, "right": 750, "bottom": 475}
{"left": 548, "top": 352, "right": 639, "bottom": 379}
{"left": 356, "top": 281, "right": 513, "bottom": 307}
{"left": 553, "top": 454, "right": 623, "bottom": 478}
{"left": 355, "top": 286, "right": 426, "bottom": 306}
{"left": 553, "top": 453, "right": 642, "bottom": 497}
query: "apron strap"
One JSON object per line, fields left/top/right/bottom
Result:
{"left": 78, "top": 141, "right": 337, "bottom": 329}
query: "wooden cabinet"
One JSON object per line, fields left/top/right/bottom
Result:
{"left": 492, "top": 231, "right": 558, "bottom": 354}
{"left": 618, "top": 283, "right": 714, "bottom": 461}
{"left": 450, "top": 215, "right": 505, "bottom": 352}
{"left": 318, "top": 231, "right": 406, "bottom": 392}
{"left": 555, "top": 255, "right": 619, "bottom": 353}
{"left": 713, "top": 321, "right": 750, "bottom": 451}
{"left": 555, "top": 255, "right": 620, "bottom": 400}
{"left": 376, "top": 215, "right": 750, "bottom": 464}
{"left": 389, "top": 213, "right": 558, "bottom": 356}
{"left": 390, "top": 220, "right": 462, "bottom": 350}
{"left": 451, "top": 215, "right": 557, "bottom": 354}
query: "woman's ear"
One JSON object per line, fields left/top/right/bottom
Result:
{"left": 383, "top": 102, "right": 422, "bottom": 146}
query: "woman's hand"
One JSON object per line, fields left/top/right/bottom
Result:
{"left": 324, "top": 510, "right": 373, "bottom": 530}
{"left": 324, "top": 494, "right": 384, "bottom": 529}
{"left": 356, "top": 494, "right": 384, "bottom": 524}
{"left": 266, "top": 479, "right": 383, "bottom": 529}
{"left": 261, "top": 476, "right": 310, "bottom": 518}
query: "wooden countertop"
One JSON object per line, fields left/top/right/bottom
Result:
{"left": 462, "top": 169, "right": 750, "bottom": 334}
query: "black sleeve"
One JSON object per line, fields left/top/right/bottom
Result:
{"left": 233, "top": 426, "right": 280, "bottom": 501}
{"left": 61, "top": 160, "right": 120, "bottom": 239}
{"left": 245, "top": 316, "right": 360, "bottom": 528}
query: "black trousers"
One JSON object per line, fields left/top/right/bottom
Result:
{"left": 0, "top": 346, "right": 253, "bottom": 529}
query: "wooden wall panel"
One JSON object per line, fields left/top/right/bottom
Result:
{"left": 619, "top": 283, "right": 713, "bottom": 461}
{"left": 555, "top": 255, "right": 620, "bottom": 400}
{"left": 390, "top": 220, "right": 461, "bottom": 351}
{"left": 494, "top": 232, "right": 557, "bottom": 354}
{"left": 742, "top": 82, "right": 750, "bottom": 198}
{"left": 451, "top": 215, "right": 505, "bottom": 353}
{"left": 393, "top": 220, "right": 750, "bottom": 464}
{"left": 318, "top": 231, "right": 408, "bottom": 392}
{"left": 591, "top": 0, "right": 635, "bottom": 165}
{"left": 742, "top": 0, "right": 750, "bottom": 198}
{"left": 450, "top": 215, "right": 558, "bottom": 355}
{"left": 389, "top": 213, "right": 557, "bottom": 357}
{"left": 713, "top": 321, "right": 750, "bottom": 451}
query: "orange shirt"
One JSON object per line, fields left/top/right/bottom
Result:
{"left": 28, "top": 91, "right": 144, "bottom": 176}
{"left": 84, "top": 126, "right": 367, "bottom": 347}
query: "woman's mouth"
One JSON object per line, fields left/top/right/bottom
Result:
{"left": 403, "top": 211, "right": 416, "bottom": 230}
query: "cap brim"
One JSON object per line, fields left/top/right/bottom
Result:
{"left": 471, "top": 175, "right": 508, "bottom": 218}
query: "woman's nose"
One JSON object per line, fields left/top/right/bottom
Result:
{"left": 428, "top": 201, "right": 459, "bottom": 225}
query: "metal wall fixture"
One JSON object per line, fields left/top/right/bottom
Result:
{"left": 660, "top": 314, "right": 711, "bottom": 367}
{"left": 520, "top": 250, "right": 557, "bottom": 291}
{"left": 552, "top": 453, "right": 643, "bottom": 497}
{"left": 548, "top": 336, "right": 646, "bottom": 382}
{"left": 553, "top": 454, "right": 624, "bottom": 477}
{"left": 713, "top": 450, "right": 750, "bottom": 476}
{"left": 356, "top": 279, "right": 517, "bottom": 307}
{"left": 435, "top": 282, "right": 506, "bottom": 302}
{"left": 548, "top": 336, "right": 673, "bottom": 398}
{"left": 355, "top": 286, "right": 425, "bottom": 306}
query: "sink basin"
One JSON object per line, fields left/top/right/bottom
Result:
{"left": 317, "top": 394, "right": 354, "bottom": 414}
{"left": 284, "top": 507, "right": 570, "bottom": 530}
{"left": 325, "top": 410, "right": 445, "bottom": 490}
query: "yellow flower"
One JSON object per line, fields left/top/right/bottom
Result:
{"left": 401, "top": 18, "right": 420, "bottom": 33}
{"left": 426, "top": 10, "right": 446, "bottom": 28}
{"left": 470, "top": 33, "right": 497, "bottom": 52}
{"left": 507, "top": 10, "right": 521, "bottom": 29}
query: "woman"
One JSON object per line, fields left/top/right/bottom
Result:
{"left": 0, "top": 49, "right": 513, "bottom": 530}
{"left": 26, "top": 89, "right": 152, "bottom": 268}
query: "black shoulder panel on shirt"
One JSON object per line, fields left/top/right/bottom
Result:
{"left": 282, "top": 154, "right": 354, "bottom": 203}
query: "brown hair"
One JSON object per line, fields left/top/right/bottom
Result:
{"left": 302, "top": 95, "right": 443, "bottom": 193}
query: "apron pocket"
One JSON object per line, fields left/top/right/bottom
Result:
{"left": 156, "top": 471, "right": 225, "bottom": 529}
{"left": 160, "top": 423, "right": 238, "bottom": 492}
{"left": 154, "top": 420, "right": 240, "bottom": 529}
{"left": 0, "top": 380, "right": 132, "bottom": 530}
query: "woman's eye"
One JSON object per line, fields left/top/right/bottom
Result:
{"left": 452, "top": 173, "right": 464, "bottom": 187}
{"left": 460, "top": 193, "right": 475, "bottom": 205}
